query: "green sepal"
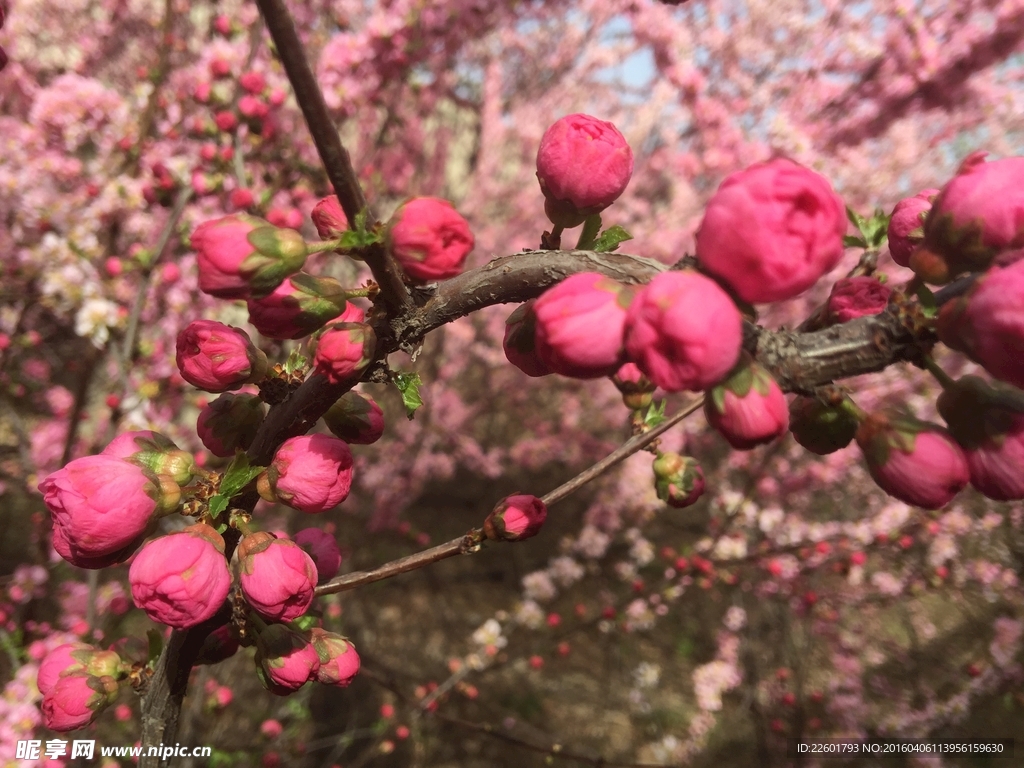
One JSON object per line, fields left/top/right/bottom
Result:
{"left": 846, "top": 206, "right": 891, "bottom": 249}
{"left": 642, "top": 400, "right": 667, "bottom": 429}
{"left": 147, "top": 629, "right": 164, "bottom": 666}
{"left": 220, "top": 454, "right": 266, "bottom": 498}
{"left": 843, "top": 235, "right": 868, "bottom": 249}
{"left": 394, "top": 371, "right": 424, "bottom": 419}
{"left": 574, "top": 214, "right": 603, "bottom": 251}
{"left": 593, "top": 225, "right": 633, "bottom": 253}
{"left": 289, "top": 614, "right": 318, "bottom": 632}
{"left": 283, "top": 348, "right": 308, "bottom": 375}
{"left": 915, "top": 283, "right": 938, "bottom": 319}
{"left": 711, "top": 384, "right": 727, "bottom": 415}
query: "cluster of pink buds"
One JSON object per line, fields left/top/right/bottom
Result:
{"left": 254, "top": 624, "right": 360, "bottom": 695}
{"left": 38, "top": 644, "right": 124, "bottom": 731}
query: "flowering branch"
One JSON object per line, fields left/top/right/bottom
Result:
{"left": 253, "top": 0, "right": 412, "bottom": 315}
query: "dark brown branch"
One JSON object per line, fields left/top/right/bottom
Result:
{"left": 254, "top": 0, "right": 412, "bottom": 315}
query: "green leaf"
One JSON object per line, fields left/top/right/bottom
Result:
{"left": 593, "top": 225, "right": 634, "bottom": 253}
{"left": 289, "top": 614, "right": 318, "bottom": 632}
{"left": 338, "top": 208, "right": 382, "bottom": 250}
{"left": 394, "top": 371, "right": 424, "bottom": 419}
{"left": 846, "top": 205, "right": 867, "bottom": 231}
{"left": 574, "top": 214, "right": 603, "bottom": 250}
{"left": 846, "top": 206, "right": 892, "bottom": 249}
{"left": 207, "top": 495, "right": 229, "bottom": 520}
{"left": 915, "top": 283, "right": 938, "bottom": 319}
{"left": 283, "top": 348, "right": 308, "bottom": 375}
{"left": 843, "top": 235, "right": 868, "bottom": 249}
{"left": 643, "top": 400, "right": 667, "bottom": 429}
{"left": 220, "top": 454, "right": 266, "bottom": 498}
{"left": 147, "top": 629, "right": 163, "bottom": 665}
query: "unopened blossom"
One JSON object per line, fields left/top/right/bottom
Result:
{"left": 255, "top": 624, "right": 319, "bottom": 695}
{"left": 483, "top": 494, "right": 548, "bottom": 542}
{"left": 311, "top": 628, "right": 361, "bottom": 686}
{"left": 704, "top": 357, "right": 789, "bottom": 450}
{"left": 533, "top": 272, "right": 634, "bottom": 379}
{"left": 311, "top": 196, "right": 346, "bottom": 240}
{"left": 294, "top": 528, "right": 343, "bottom": 583}
{"left": 652, "top": 452, "right": 705, "bottom": 508}
{"left": 937, "top": 259, "right": 1024, "bottom": 390}
{"left": 387, "top": 197, "right": 474, "bottom": 282}
{"left": 503, "top": 301, "right": 552, "bottom": 377}
{"left": 101, "top": 431, "right": 195, "bottom": 485}
{"left": 789, "top": 396, "right": 861, "bottom": 455}
{"left": 313, "top": 322, "right": 376, "bottom": 384}
{"left": 887, "top": 189, "right": 939, "bottom": 267}
{"left": 246, "top": 274, "right": 351, "bottom": 340}
{"left": 855, "top": 412, "right": 969, "bottom": 509}
{"left": 258, "top": 434, "right": 354, "bottom": 513}
{"left": 323, "top": 391, "right": 385, "bottom": 445}
{"left": 911, "top": 153, "right": 1024, "bottom": 283}
{"left": 39, "top": 455, "right": 180, "bottom": 568}
{"left": 826, "top": 276, "right": 891, "bottom": 324}
{"left": 238, "top": 533, "right": 318, "bottom": 622}
{"left": 42, "top": 674, "right": 119, "bottom": 731}
{"left": 196, "top": 393, "right": 265, "bottom": 457}
{"left": 175, "top": 320, "right": 268, "bottom": 393}
{"left": 695, "top": 158, "right": 846, "bottom": 304}
{"left": 128, "top": 524, "right": 232, "bottom": 629}
{"left": 536, "top": 113, "right": 634, "bottom": 226}
{"left": 624, "top": 270, "right": 742, "bottom": 392}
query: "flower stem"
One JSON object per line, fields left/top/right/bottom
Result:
{"left": 922, "top": 355, "right": 956, "bottom": 389}
{"left": 306, "top": 238, "right": 346, "bottom": 253}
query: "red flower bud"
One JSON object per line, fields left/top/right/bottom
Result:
{"left": 294, "top": 528, "right": 342, "bottom": 583}
{"left": 310, "top": 628, "right": 361, "bottom": 686}
{"left": 323, "top": 391, "right": 385, "bottom": 445}
{"left": 42, "top": 674, "right": 119, "bottom": 731}
{"left": 826, "top": 276, "right": 891, "bottom": 324}
{"left": 387, "top": 197, "right": 475, "bottom": 282}
{"left": 624, "top": 270, "right": 742, "bottom": 392}
{"left": 311, "top": 196, "right": 347, "bottom": 240}
{"left": 255, "top": 624, "right": 319, "bottom": 695}
{"left": 855, "top": 412, "right": 969, "bottom": 509}
{"left": 259, "top": 434, "right": 354, "bottom": 513}
{"left": 887, "top": 189, "right": 938, "bottom": 267}
{"left": 704, "top": 356, "right": 789, "bottom": 450}
{"left": 238, "top": 534, "right": 318, "bottom": 622}
{"left": 483, "top": 495, "right": 548, "bottom": 542}
{"left": 247, "top": 273, "right": 350, "bottom": 340}
{"left": 502, "top": 301, "right": 552, "bottom": 377}
{"left": 196, "top": 393, "right": 265, "bottom": 457}
{"left": 695, "top": 158, "right": 846, "bottom": 304}
{"left": 533, "top": 273, "right": 634, "bottom": 379}
{"left": 176, "top": 320, "right": 268, "bottom": 393}
{"left": 652, "top": 452, "right": 705, "bottom": 508}
{"left": 536, "top": 114, "right": 633, "bottom": 227}
{"left": 313, "top": 322, "right": 376, "bottom": 384}
{"left": 788, "top": 397, "right": 860, "bottom": 455}
{"left": 128, "top": 524, "right": 231, "bottom": 628}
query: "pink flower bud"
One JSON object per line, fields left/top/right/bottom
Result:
{"left": 129, "top": 524, "right": 231, "bottom": 629}
{"left": 652, "top": 452, "right": 705, "bottom": 508}
{"left": 209, "top": 58, "right": 231, "bottom": 79}
{"left": 911, "top": 153, "right": 1024, "bottom": 283}
{"left": 214, "top": 110, "right": 238, "bottom": 132}
{"left": 42, "top": 674, "right": 119, "bottom": 731}
{"left": 104, "top": 257, "right": 123, "bottom": 277}
{"left": 240, "top": 71, "right": 266, "bottom": 94}
{"left": 176, "top": 320, "right": 268, "bottom": 393}
{"left": 483, "top": 495, "right": 548, "bottom": 542}
{"left": 191, "top": 214, "right": 307, "bottom": 299}
{"left": 705, "top": 357, "right": 789, "bottom": 450}
{"left": 536, "top": 114, "right": 634, "bottom": 227}
{"left": 238, "top": 533, "right": 318, "bottom": 621}
{"left": 259, "top": 434, "right": 354, "bottom": 513}
{"left": 213, "top": 14, "right": 232, "bottom": 36}
{"left": 230, "top": 187, "right": 256, "bottom": 210}
{"left": 313, "top": 322, "right": 376, "bottom": 384}
{"left": 39, "top": 456, "right": 181, "bottom": 567}
{"left": 937, "top": 376, "right": 1024, "bottom": 501}
{"left": 826, "top": 276, "right": 891, "bottom": 324}
{"left": 855, "top": 413, "right": 969, "bottom": 509}
{"left": 294, "top": 528, "right": 342, "bottom": 583}
{"left": 254, "top": 624, "right": 319, "bottom": 694}
{"left": 533, "top": 272, "right": 634, "bottom": 379}
{"left": 623, "top": 270, "right": 742, "bottom": 392}
{"left": 387, "top": 197, "right": 474, "bottom": 282}
{"left": 695, "top": 158, "right": 846, "bottom": 304}
{"left": 887, "top": 189, "right": 939, "bottom": 267}
{"left": 37, "top": 643, "right": 91, "bottom": 695}
{"left": 101, "top": 431, "right": 195, "bottom": 485}
{"left": 196, "top": 393, "right": 265, "bottom": 457}
{"left": 788, "top": 397, "right": 860, "bottom": 455}
{"left": 311, "top": 196, "right": 347, "bottom": 240}
{"left": 612, "top": 363, "right": 656, "bottom": 410}
{"left": 310, "top": 628, "right": 361, "bottom": 686}
{"left": 247, "top": 274, "right": 350, "bottom": 340}
{"left": 936, "top": 259, "right": 1024, "bottom": 390}
{"left": 502, "top": 301, "right": 552, "bottom": 377}
{"left": 239, "top": 95, "right": 269, "bottom": 120}
{"left": 323, "top": 391, "right": 385, "bottom": 445}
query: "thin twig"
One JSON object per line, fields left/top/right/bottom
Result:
{"left": 254, "top": 0, "right": 412, "bottom": 314}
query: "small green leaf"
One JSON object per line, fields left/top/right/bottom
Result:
{"left": 207, "top": 495, "right": 229, "bottom": 520}
{"left": 846, "top": 205, "right": 867, "bottom": 231}
{"left": 283, "top": 348, "right": 308, "bottom": 375}
{"left": 338, "top": 209, "right": 382, "bottom": 250}
{"left": 574, "top": 214, "right": 603, "bottom": 251}
{"left": 843, "top": 235, "right": 868, "bottom": 249}
{"left": 643, "top": 400, "right": 667, "bottom": 429}
{"left": 220, "top": 454, "right": 266, "bottom": 498}
{"left": 593, "top": 225, "right": 634, "bottom": 253}
{"left": 147, "top": 629, "right": 163, "bottom": 665}
{"left": 915, "top": 283, "right": 938, "bottom": 318}
{"left": 394, "top": 371, "right": 424, "bottom": 419}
